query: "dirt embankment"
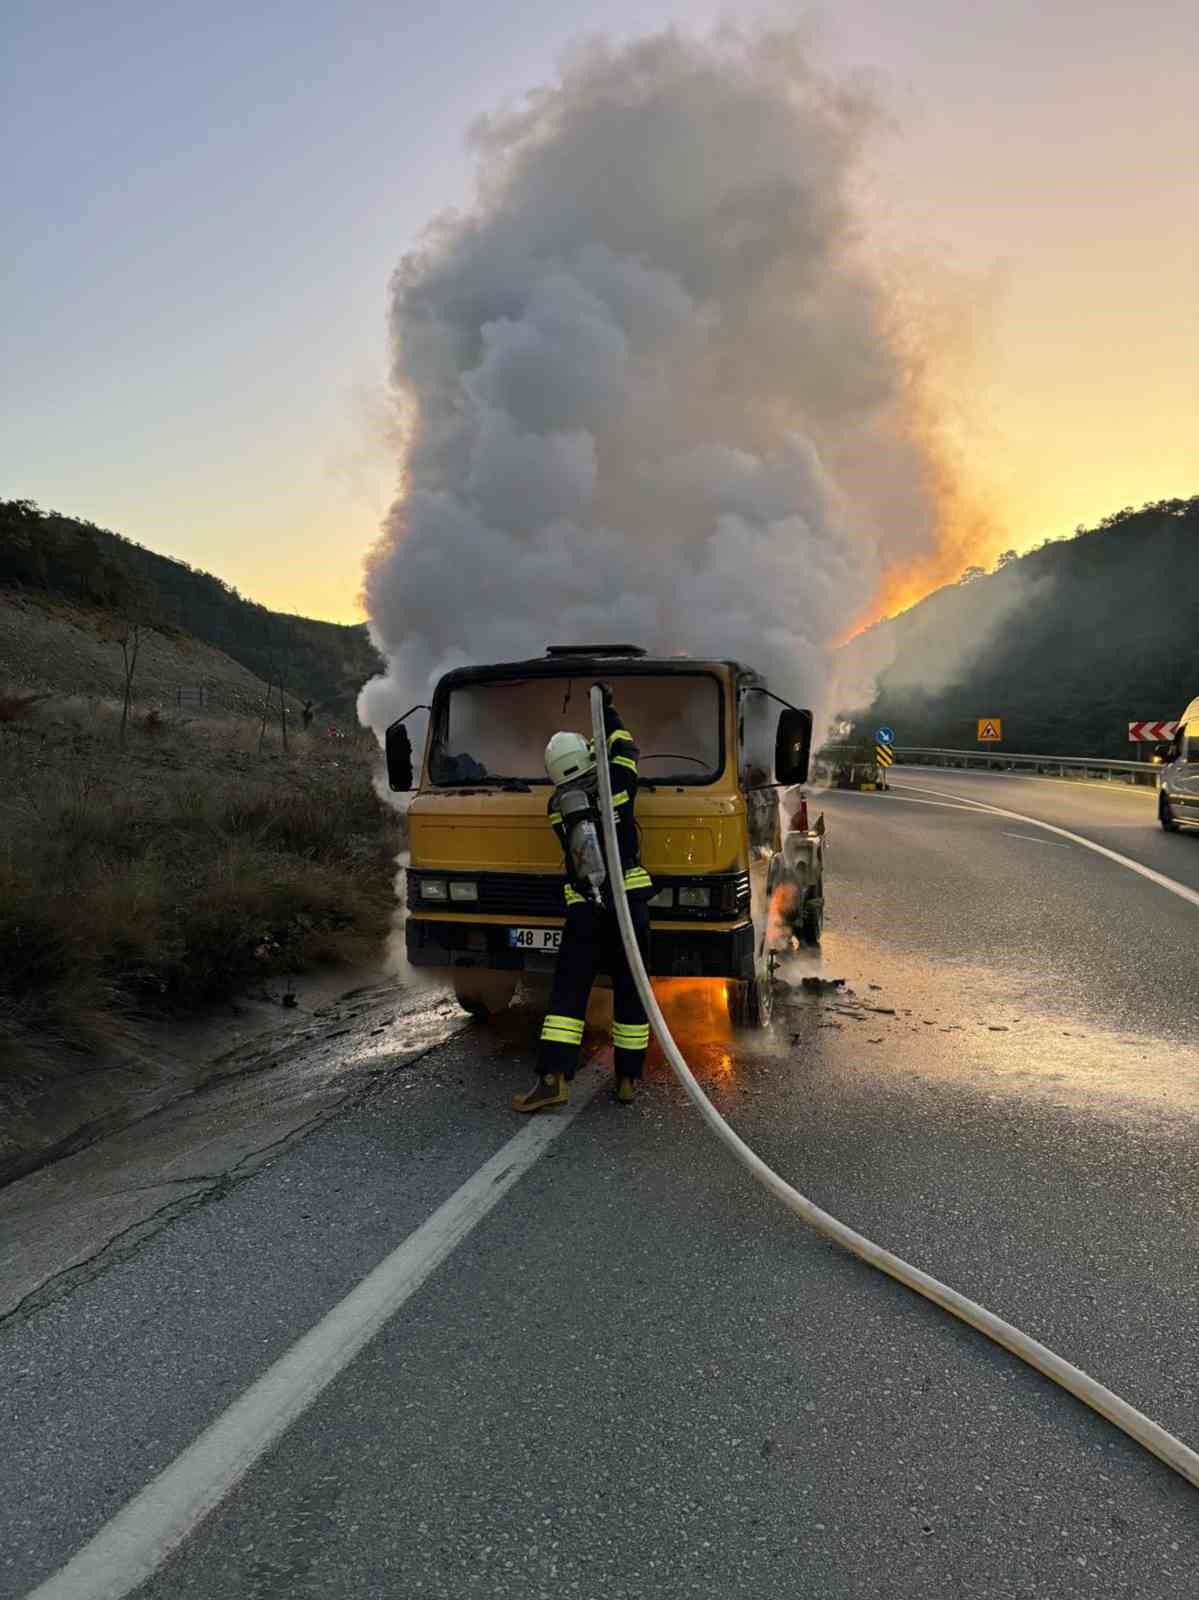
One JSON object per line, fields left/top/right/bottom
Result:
{"left": 0, "top": 591, "right": 309, "bottom": 719}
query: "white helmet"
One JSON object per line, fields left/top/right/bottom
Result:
{"left": 545, "top": 730, "right": 595, "bottom": 786}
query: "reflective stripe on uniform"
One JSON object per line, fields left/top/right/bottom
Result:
{"left": 612, "top": 1022, "right": 650, "bottom": 1048}
{"left": 612, "top": 754, "right": 638, "bottom": 774}
{"left": 608, "top": 728, "right": 634, "bottom": 747}
{"left": 611, "top": 789, "right": 630, "bottom": 808}
{"left": 541, "top": 1013, "right": 585, "bottom": 1043}
{"left": 564, "top": 884, "right": 586, "bottom": 906}
{"left": 548, "top": 811, "right": 562, "bottom": 825}
{"left": 623, "top": 867, "right": 652, "bottom": 889}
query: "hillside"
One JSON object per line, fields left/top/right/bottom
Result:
{"left": 0, "top": 590, "right": 304, "bottom": 720}
{"left": 0, "top": 499, "right": 380, "bottom": 721}
{"left": 0, "top": 508, "right": 401, "bottom": 1120}
{"left": 844, "top": 497, "right": 1199, "bottom": 757}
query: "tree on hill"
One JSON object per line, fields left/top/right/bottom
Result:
{"left": 99, "top": 614, "right": 148, "bottom": 746}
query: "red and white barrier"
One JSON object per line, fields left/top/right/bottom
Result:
{"left": 1128, "top": 720, "right": 1178, "bottom": 742}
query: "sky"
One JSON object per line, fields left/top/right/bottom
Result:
{"left": 3, "top": 0, "right": 1196, "bottom": 623}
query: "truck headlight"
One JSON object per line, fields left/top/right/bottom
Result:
{"left": 648, "top": 887, "right": 674, "bottom": 909}
{"left": 678, "top": 886, "right": 711, "bottom": 908}
{"left": 420, "top": 879, "right": 448, "bottom": 901}
{"left": 449, "top": 881, "right": 478, "bottom": 902}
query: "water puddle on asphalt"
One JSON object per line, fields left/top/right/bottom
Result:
{"left": 0, "top": 977, "right": 469, "bottom": 1323}
{"left": 773, "top": 929, "right": 1199, "bottom": 1125}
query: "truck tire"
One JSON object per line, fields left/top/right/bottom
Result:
{"left": 801, "top": 890, "right": 824, "bottom": 946}
{"left": 728, "top": 952, "right": 774, "bottom": 1029}
{"left": 1159, "top": 793, "right": 1179, "bottom": 832}
{"left": 453, "top": 970, "right": 518, "bottom": 1019}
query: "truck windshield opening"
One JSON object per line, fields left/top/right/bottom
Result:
{"left": 428, "top": 674, "right": 722, "bottom": 787}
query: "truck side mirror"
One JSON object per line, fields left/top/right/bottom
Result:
{"left": 386, "top": 720, "right": 414, "bottom": 792}
{"left": 775, "top": 708, "right": 813, "bottom": 785}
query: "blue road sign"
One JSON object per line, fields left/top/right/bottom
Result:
{"left": 875, "top": 726, "right": 894, "bottom": 745}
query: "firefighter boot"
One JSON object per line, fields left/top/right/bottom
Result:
{"left": 613, "top": 1075, "right": 636, "bottom": 1106}
{"left": 512, "top": 1072, "right": 569, "bottom": 1114}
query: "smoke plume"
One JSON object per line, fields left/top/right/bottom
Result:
{"left": 360, "top": 26, "right": 965, "bottom": 731}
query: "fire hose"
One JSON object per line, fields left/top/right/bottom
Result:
{"left": 589, "top": 686, "right": 1199, "bottom": 1492}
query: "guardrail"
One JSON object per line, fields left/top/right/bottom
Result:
{"left": 890, "top": 747, "right": 1161, "bottom": 787}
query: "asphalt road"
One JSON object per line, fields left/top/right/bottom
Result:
{"left": 889, "top": 762, "right": 1199, "bottom": 896}
{"left": 4, "top": 774, "right": 1199, "bottom": 1598}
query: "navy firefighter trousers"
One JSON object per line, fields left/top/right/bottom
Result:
{"left": 539, "top": 896, "right": 652, "bottom": 1081}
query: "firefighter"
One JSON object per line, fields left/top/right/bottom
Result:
{"left": 512, "top": 682, "right": 654, "bottom": 1113}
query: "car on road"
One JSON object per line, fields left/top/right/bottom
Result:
{"left": 384, "top": 644, "right": 818, "bottom": 1027}
{"left": 1159, "top": 695, "right": 1199, "bottom": 832}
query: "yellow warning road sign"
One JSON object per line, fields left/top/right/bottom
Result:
{"left": 977, "top": 718, "right": 1003, "bottom": 742}
{"left": 875, "top": 743, "right": 894, "bottom": 767}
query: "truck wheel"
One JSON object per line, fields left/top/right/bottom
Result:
{"left": 728, "top": 954, "right": 774, "bottom": 1029}
{"left": 801, "top": 891, "right": 824, "bottom": 946}
{"left": 453, "top": 970, "right": 518, "bottom": 1019}
{"left": 1159, "top": 793, "right": 1179, "bottom": 832}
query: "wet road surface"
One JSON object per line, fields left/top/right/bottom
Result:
{"left": 3, "top": 778, "right": 1198, "bottom": 1598}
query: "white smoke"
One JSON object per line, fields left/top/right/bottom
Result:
{"left": 360, "top": 26, "right": 948, "bottom": 731}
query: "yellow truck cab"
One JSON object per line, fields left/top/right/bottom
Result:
{"left": 385, "top": 645, "right": 816, "bottom": 1026}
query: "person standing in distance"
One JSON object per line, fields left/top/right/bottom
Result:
{"left": 512, "top": 682, "right": 654, "bottom": 1112}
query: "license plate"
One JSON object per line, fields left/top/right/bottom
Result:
{"left": 508, "top": 926, "right": 562, "bottom": 952}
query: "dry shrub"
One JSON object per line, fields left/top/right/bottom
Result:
{"left": 0, "top": 691, "right": 49, "bottom": 723}
{"left": 139, "top": 846, "right": 384, "bottom": 1002}
{"left": 213, "top": 770, "right": 394, "bottom": 863}
{"left": 1, "top": 752, "right": 401, "bottom": 1076}
{"left": 0, "top": 849, "right": 110, "bottom": 1058}
{"left": 35, "top": 694, "right": 121, "bottom": 730}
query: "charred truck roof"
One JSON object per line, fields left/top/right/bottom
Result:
{"left": 434, "top": 645, "right": 767, "bottom": 695}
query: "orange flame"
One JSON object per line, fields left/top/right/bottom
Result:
{"left": 647, "top": 978, "right": 737, "bottom": 1082}
{"left": 766, "top": 882, "right": 800, "bottom": 949}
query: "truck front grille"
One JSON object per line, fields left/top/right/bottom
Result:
{"left": 406, "top": 869, "right": 751, "bottom": 921}
{"left": 407, "top": 870, "right": 566, "bottom": 919}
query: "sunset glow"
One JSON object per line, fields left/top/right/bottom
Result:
{"left": 3, "top": 4, "right": 1193, "bottom": 632}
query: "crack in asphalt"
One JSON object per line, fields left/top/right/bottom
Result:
{"left": 0, "top": 1186, "right": 224, "bottom": 1331}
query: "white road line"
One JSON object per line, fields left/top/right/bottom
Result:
{"left": 1000, "top": 831, "right": 1071, "bottom": 848}
{"left": 887, "top": 783, "right": 1002, "bottom": 813}
{"left": 892, "top": 782, "right": 1199, "bottom": 913}
{"left": 823, "top": 791, "right": 987, "bottom": 815}
{"left": 26, "top": 1060, "right": 608, "bottom": 1600}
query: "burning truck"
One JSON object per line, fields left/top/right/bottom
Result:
{"left": 386, "top": 644, "right": 826, "bottom": 1028}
